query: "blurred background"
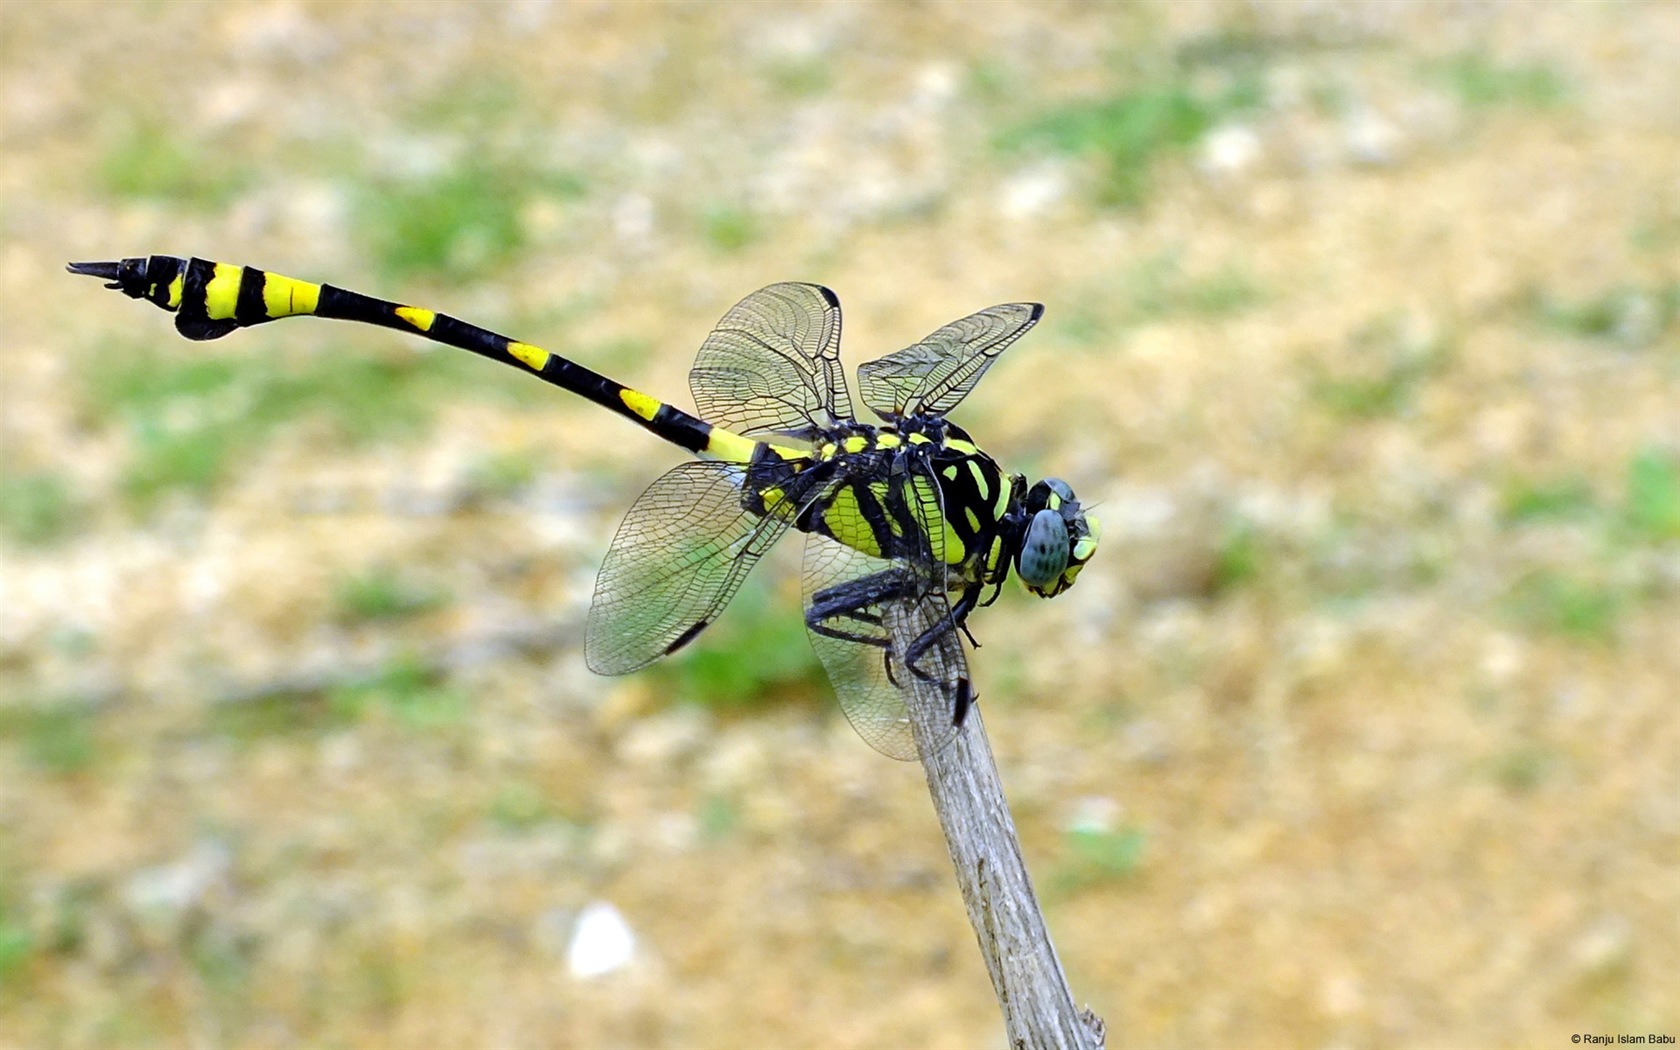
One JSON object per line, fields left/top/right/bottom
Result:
{"left": 3, "top": 2, "right": 1678, "bottom": 1047}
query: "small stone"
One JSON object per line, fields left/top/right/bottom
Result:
{"left": 998, "top": 165, "right": 1068, "bottom": 219}
{"left": 1199, "top": 124, "right": 1262, "bottom": 176}
{"left": 1343, "top": 107, "right": 1402, "bottom": 167}
{"left": 615, "top": 706, "right": 711, "bottom": 767}
{"left": 123, "top": 841, "right": 231, "bottom": 936}
{"left": 1570, "top": 915, "right": 1632, "bottom": 977}
{"left": 567, "top": 900, "right": 636, "bottom": 979}
{"left": 1063, "top": 796, "right": 1120, "bottom": 835}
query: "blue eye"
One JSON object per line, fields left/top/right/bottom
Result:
{"left": 1043, "top": 477, "right": 1074, "bottom": 501}
{"left": 1018, "top": 509, "right": 1069, "bottom": 588}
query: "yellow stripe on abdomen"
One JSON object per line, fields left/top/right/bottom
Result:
{"left": 702, "top": 428, "right": 758, "bottom": 464}
{"left": 507, "top": 341, "right": 549, "bottom": 371}
{"left": 261, "top": 273, "right": 321, "bottom": 318}
{"left": 395, "top": 305, "right": 435, "bottom": 332}
{"left": 204, "top": 263, "right": 244, "bottom": 320}
{"left": 619, "top": 388, "right": 662, "bottom": 421}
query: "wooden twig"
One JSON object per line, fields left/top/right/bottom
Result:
{"left": 911, "top": 688, "right": 1107, "bottom": 1049}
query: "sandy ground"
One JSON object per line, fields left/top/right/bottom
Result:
{"left": 2, "top": 2, "right": 1677, "bottom": 1047}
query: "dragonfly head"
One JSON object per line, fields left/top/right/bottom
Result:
{"left": 1015, "top": 477, "right": 1099, "bottom": 598}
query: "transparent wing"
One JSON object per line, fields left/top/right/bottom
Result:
{"left": 801, "top": 535, "right": 967, "bottom": 761}
{"left": 856, "top": 302, "right": 1042, "bottom": 421}
{"left": 690, "top": 282, "right": 852, "bottom": 437}
{"left": 587, "top": 460, "right": 796, "bottom": 674}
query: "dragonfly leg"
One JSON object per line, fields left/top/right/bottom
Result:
{"left": 805, "top": 567, "right": 918, "bottom": 648}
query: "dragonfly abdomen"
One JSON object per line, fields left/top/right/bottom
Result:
{"left": 69, "top": 255, "right": 766, "bottom": 464}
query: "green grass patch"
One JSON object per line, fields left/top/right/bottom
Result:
{"left": 700, "top": 205, "right": 761, "bottom": 253}
{"left": 651, "top": 576, "right": 827, "bottom": 710}
{"left": 209, "top": 658, "right": 468, "bottom": 739}
{"left": 1631, "top": 209, "right": 1680, "bottom": 254}
{"left": 98, "top": 122, "right": 253, "bottom": 209}
{"left": 1505, "top": 570, "right": 1622, "bottom": 642}
{"left": 998, "top": 69, "right": 1262, "bottom": 207}
{"left": 0, "top": 704, "right": 99, "bottom": 776}
{"left": 764, "top": 59, "right": 832, "bottom": 98}
{"left": 0, "top": 909, "right": 32, "bottom": 982}
{"left": 1625, "top": 448, "right": 1680, "bottom": 541}
{"left": 464, "top": 447, "right": 543, "bottom": 502}
{"left": 1126, "top": 254, "right": 1266, "bottom": 321}
{"left": 1212, "top": 521, "right": 1265, "bottom": 593}
{"left": 328, "top": 656, "right": 469, "bottom": 731}
{"left": 84, "top": 342, "right": 521, "bottom": 513}
{"left": 1051, "top": 825, "right": 1147, "bottom": 895}
{"left": 207, "top": 692, "right": 342, "bottom": 741}
{"left": 187, "top": 925, "right": 253, "bottom": 1021}
{"left": 352, "top": 71, "right": 586, "bottom": 281}
{"left": 1491, "top": 745, "right": 1556, "bottom": 793}
{"left": 332, "top": 566, "right": 450, "bottom": 625}
{"left": 0, "top": 470, "right": 79, "bottom": 547}
{"left": 486, "top": 782, "right": 570, "bottom": 833}
{"left": 1061, "top": 254, "right": 1265, "bottom": 345}
{"left": 698, "top": 793, "right": 740, "bottom": 841}
{"left": 1308, "top": 314, "right": 1450, "bottom": 419}
{"left": 351, "top": 941, "right": 411, "bottom": 1018}
{"left": 1431, "top": 51, "right": 1571, "bottom": 110}
{"left": 1309, "top": 366, "right": 1425, "bottom": 419}
{"left": 356, "top": 160, "right": 586, "bottom": 283}
{"left": 1531, "top": 283, "right": 1680, "bottom": 347}
{"left": 1500, "top": 474, "right": 1597, "bottom": 524}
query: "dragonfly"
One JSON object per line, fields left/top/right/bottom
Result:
{"left": 69, "top": 256, "right": 1099, "bottom": 759}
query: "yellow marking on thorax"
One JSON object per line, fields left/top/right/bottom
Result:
{"left": 819, "top": 442, "right": 837, "bottom": 459}
{"left": 1072, "top": 513, "right": 1101, "bottom": 561}
{"left": 907, "top": 432, "right": 932, "bottom": 445}
{"left": 869, "top": 480, "right": 901, "bottom": 535}
{"left": 875, "top": 432, "right": 901, "bottom": 448}
{"left": 204, "top": 263, "right": 244, "bottom": 321}
{"left": 985, "top": 535, "right": 1004, "bottom": 571}
{"left": 261, "top": 273, "right": 319, "bottom": 318}
{"left": 825, "top": 486, "right": 881, "bottom": 558}
{"left": 507, "top": 341, "right": 549, "bottom": 371}
{"left": 967, "top": 460, "right": 990, "bottom": 499}
{"left": 167, "top": 273, "right": 185, "bottom": 309}
{"left": 946, "top": 438, "right": 978, "bottom": 456}
{"left": 395, "top": 305, "right": 435, "bottom": 332}
{"left": 993, "top": 474, "right": 1013, "bottom": 519}
{"left": 909, "top": 475, "right": 965, "bottom": 565}
{"left": 842, "top": 435, "right": 869, "bottom": 453}
{"left": 942, "top": 465, "right": 960, "bottom": 480}
{"left": 965, "top": 507, "right": 983, "bottom": 533}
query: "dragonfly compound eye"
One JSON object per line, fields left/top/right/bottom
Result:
{"left": 1018, "top": 508, "right": 1070, "bottom": 591}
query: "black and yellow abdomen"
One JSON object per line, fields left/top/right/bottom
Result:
{"left": 68, "top": 255, "right": 772, "bottom": 466}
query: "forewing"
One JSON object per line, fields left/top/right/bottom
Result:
{"left": 856, "top": 302, "right": 1042, "bottom": 421}
{"left": 690, "top": 282, "right": 852, "bottom": 436}
{"left": 801, "top": 535, "right": 966, "bottom": 761}
{"left": 587, "top": 460, "right": 793, "bottom": 674}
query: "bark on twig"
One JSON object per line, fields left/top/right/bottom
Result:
{"left": 911, "top": 694, "right": 1107, "bottom": 1049}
